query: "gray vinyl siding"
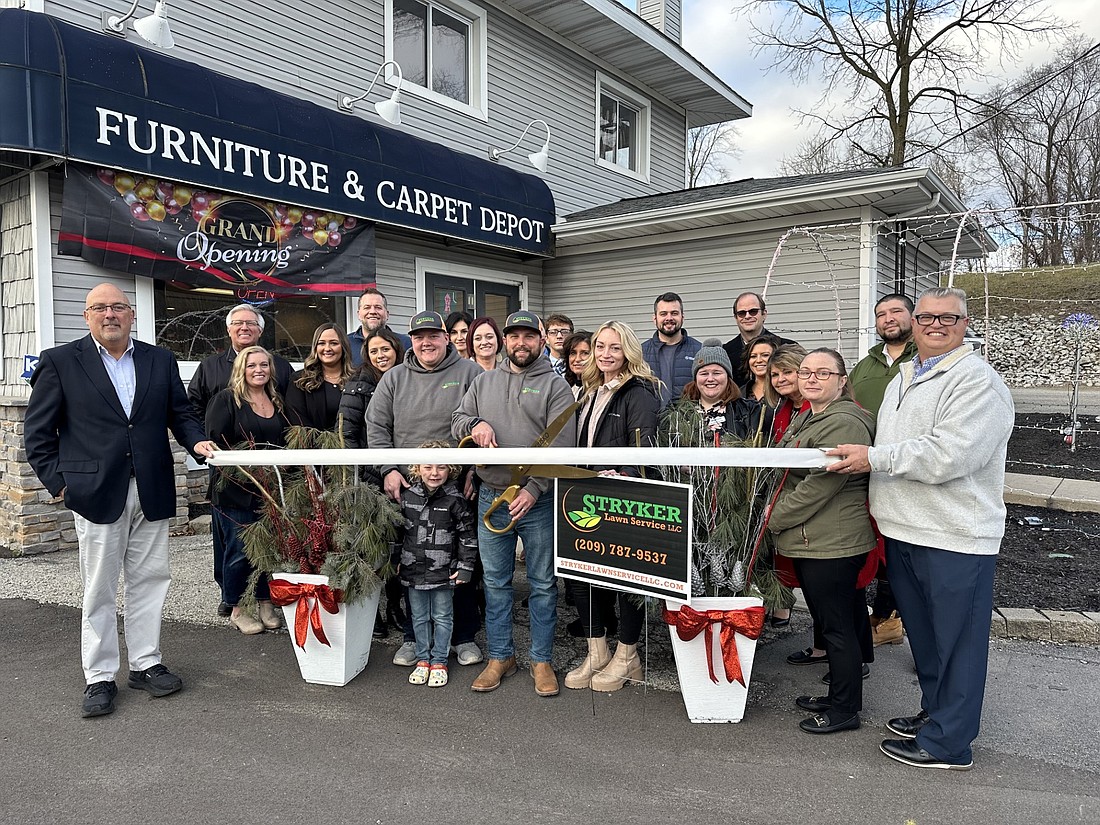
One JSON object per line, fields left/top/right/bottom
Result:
{"left": 546, "top": 218, "right": 868, "bottom": 366}
{"left": 42, "top": 1, "right": 688, "bottom": 217}
{"left": 0, "top": 176, "right": 34, "bottom": 395}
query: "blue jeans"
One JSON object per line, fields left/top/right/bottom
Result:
{"left": 477, "top": 486, "right": 556, "bottom": 663}
{"left": 407, "top": 587, "right": 454, "bottom": 666}
{"left": 212, "top": 505, "right": 269, "bottom": 606}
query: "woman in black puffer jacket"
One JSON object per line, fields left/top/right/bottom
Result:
{"left": 565, "top": 320, "right": 661, "bottom": 694}
{"left": 338, "top": 327, "right": 405, "bottom": 450}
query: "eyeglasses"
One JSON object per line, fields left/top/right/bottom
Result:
{"left": 229, "top": 320, "right": 261, "bottom": 328}
{"left": 547, "top": 328, "right": 572, "bottom": 337}
{"left": 735, "top": 308, "right": 762, "bottom": 319}
{"left": 796, "top": 368, "right": 840, "bottom": 380}
{"left": 86, "top": 303, "right": 132, "bottom": 314}
{"left": 913, "top": 313, "right": 964, "bottom": 327}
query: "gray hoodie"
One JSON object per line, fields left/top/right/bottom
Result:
{"left": 452, "top": 355, "right": 576, "bottom": 500}
{"left": 365, "top": 344, "right": 482, "bottom": 477}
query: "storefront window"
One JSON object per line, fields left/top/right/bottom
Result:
{"left": 153, "top": 281, "right": 342, "bottom": 363}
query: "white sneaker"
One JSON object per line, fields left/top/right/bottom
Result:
{"left": 392, "top": 641, "right": 418, "bottom": 666}
{"left": 451, "top": 641, "right": 484, "bottom": 666}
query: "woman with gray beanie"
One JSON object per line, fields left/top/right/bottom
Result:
{"left": 665, "top": 339, "right": 770, "bottom": 441}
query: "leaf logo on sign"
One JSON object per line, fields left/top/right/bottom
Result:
{"left": 568, "top": 510, "right": 601, "bottom": 529}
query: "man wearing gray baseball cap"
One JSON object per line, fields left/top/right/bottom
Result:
{"left": 452, "top": 310, "right": 576, "bottom": 697}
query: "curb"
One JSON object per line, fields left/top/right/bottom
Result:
{"left": 990, "top": 608, "right": 1100, "bottom": 646}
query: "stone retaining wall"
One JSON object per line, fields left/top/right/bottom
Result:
{"left": 0, "top": 397, "right": 193, "bottom": 557}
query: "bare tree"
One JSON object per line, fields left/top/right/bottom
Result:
{"left": 687, "top": 122, "right": 740, "bottom": 187}
{"left": 746, "top": 0, "right": 1065, "bottom": 167}
{"left": 969, "top": 40, "right": 1100, "bottom": 265}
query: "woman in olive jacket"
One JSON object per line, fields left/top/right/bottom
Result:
{"left": 769, "top": 348, "right": 876, "bottom": 736}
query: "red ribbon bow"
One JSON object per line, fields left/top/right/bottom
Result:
{"left": 268, "top": 580, "right": 344, "bottom": 649}
{"left": 662, "top": 604, "right": 766, "bottom": 686}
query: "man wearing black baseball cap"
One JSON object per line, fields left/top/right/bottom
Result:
{"left": 366, "top": 309, "right": 484, "bottom": 668}
{"left": 452, "top": 310, "right": 575, "bottom": 698}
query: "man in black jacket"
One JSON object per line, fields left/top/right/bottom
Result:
{"left": 25, "top": 283, "right": 215, "bottom": 718}
{"left": 722, "top": 292, "right": 796, "bottom": 386}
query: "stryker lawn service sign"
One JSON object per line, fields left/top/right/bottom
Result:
{"left": 555, "top": 475, "right": 692, "bottom": 602}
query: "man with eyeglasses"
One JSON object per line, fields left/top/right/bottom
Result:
{"left": 542, "top": 313, "right": 574, "bottom": 377}
{"left": 187, "top": 303, "right": 292, "bottom": 616}
{"left": 348, "top": 287, "right": 412, "bottom": 368}
{"left": 848, "top": 293, "right": 918, "bottom": 648}
{"left": 827, "top": 287, "right": 1014, "bottom": 772}
{"left": 25, "top": 283, "right": 217, "bottom": 718}
{"left": 640, "top": 292, "right": 701, "bottom": 408}
{"left": 722, "top": 292, "right": 795, "bottom": 387}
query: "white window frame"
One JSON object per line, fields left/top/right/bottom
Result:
{"left": 414, "top": 257, "right": 526, "bottom": 312}
{"left": 595, "top": 73, "right": 651, "bottom": 183}
{"left": 384, "top": 0, "right": 489, "bottom": 122}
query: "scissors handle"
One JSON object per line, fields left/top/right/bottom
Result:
{"left": 483, "top": 485, "right": 521, "bottom": 535}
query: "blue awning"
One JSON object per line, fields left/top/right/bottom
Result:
{"left": 0, "top": 9, "right": 555, "bottom": 256}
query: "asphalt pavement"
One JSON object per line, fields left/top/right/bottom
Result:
{"left": 2, "top": 596, "right": 1097, "bottom": 825}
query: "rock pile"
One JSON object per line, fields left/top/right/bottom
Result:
{"left": 971, "top": 315, "right": 1100, "bottom": 387}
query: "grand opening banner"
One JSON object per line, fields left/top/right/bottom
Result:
{"left": 59, "top": 164, "right": 376, "bottom": 295}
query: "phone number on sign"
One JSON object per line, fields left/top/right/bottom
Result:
{"left": 573, "top": 538, "right": 667, "bottom": 566}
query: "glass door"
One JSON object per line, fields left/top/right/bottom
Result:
{"left": 424, "top": 272, "right": 520, "bottom": 328}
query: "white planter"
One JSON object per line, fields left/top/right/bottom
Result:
{"left": 666, "top": 596, "right": 764, "bottom": 723}
{"left": 271, "top": 572, "right": 381, "bottom": 687}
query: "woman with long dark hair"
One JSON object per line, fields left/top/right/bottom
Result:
{"left": 285, "top": 323, "right": 354, "bottom": 431}
{"left": 561, "top": 330, "right": 592, "bottom": 400}
{"left": 445, "top": 311, "right": 472, "bottom": 358}
{"left": 338, "top": 327, "right": 405, "bottom": 449}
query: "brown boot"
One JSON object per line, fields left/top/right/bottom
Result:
{"left": 531, "top": 661, "right": 559, "bottom": 697}
{"left": 257, "top": 600, "right": 282, "bottom": 630}
{"left": 564, "top": 636, "right": 612, "bottom": 690}
{"left": 471, "top": 657, "right": 518, "bottom": 692}
{"left": 872, "top": 612, "right": 904, "bottom": 646}
{"left": 590, "top": 642, "right": 642, "bottom": 692}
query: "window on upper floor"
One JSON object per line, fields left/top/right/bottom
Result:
{"left": 596, "top": 74, "right": 650, "bottom": 181}
{"left": 388, "top": 0, "right": 487, "bottom": 119}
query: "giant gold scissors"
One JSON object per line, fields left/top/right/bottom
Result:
{"left": 460, "top": 401, "right": 598, "bottom": 534}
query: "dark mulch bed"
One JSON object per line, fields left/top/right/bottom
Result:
{"left": 1009, "top": 413, "right": 1100, "bottom": 482}
{"left": 999, "top": 414, "right": 1100, "bottom": 611}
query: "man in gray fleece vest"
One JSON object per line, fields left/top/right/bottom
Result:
{"left": 452, "top": 310, "right": 576, "bottom": 699}
{"left": 827, "top": 287, "right": 1014, "bottom": 772}
{"left": 365, "top": 310, "right": 483, "bottom": 667}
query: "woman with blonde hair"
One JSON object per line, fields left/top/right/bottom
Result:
{"left": 766, "top": 343, "right": 809, "bottom": 442}
{"left": 285, "top": 323, "right": 354, "bottom": 430}
{"left": 206, "top": 346, "right": 293, "bottom": 635}
{"left": 565, "top": 320, "right": 661, "bottom": 693}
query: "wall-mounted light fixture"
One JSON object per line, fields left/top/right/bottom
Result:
{"left": 101, "top": 0, "right": 175, "bottom": 49}
{"left": 338, "top": 61, "right": 404, "bottom": 126}
{"left": 489, "top": 119, "right": 551, "bottom": 173}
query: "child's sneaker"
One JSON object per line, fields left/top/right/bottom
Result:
{"left": 428, "top": 664, "right": 448, "bottom": 687}
{"left": 409, "top": 661, "right": 430, "bottom": 685}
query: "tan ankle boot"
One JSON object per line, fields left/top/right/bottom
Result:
{"left": 590, "top": 642, "right": 642, "bottom": 692}
{"left": 564, "top": 636, "right": 612, "bottom": 690}
{"left": 258, "top": 600, "right": 282, "bottom": 630}
{"left": 872, "top": 612, "right": 904, "bottom": 646}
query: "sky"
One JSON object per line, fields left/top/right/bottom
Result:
{"left": 622, "top": 0, "right": 1100, "bottom": 180}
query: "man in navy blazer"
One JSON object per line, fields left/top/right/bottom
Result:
{"left": 25, "top": 283, "right": 215, "bottom": 718}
